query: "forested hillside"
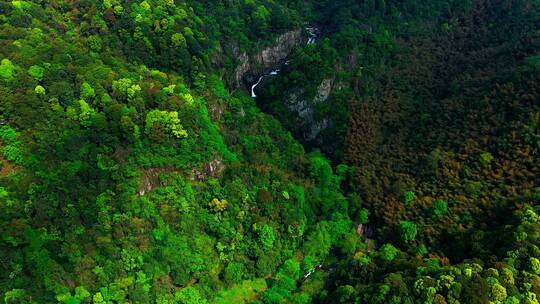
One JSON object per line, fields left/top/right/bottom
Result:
{"left": 1, "top": 0, "right": 539, "bottom": 303}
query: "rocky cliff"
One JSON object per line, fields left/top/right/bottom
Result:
{"left": 225, "top": 26, "right": 341, "bottom": 154}
{"left": 284, "top": 77, "right": 335, "bottom": 142}
{"left": 232, "top": 29, "right": 305, "bottom": 89}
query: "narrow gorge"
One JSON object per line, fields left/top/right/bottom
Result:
{"left": 233, "top": 26, "right": 344, "bottom": 159}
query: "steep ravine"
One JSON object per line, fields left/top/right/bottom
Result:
{"left": 225, "top": 26, "right": 343, "bottom": 160}
{"left": 248, "top": 27, "right": 345, "bottom": 159}
{"left": 250, "top": 27, "right": 319, "bottom": 98}
{"left": 249, "top": 27, "right": 318, "bottom": 98}
{"left": 257, "top": 75, "right": 341, "bottom": 157}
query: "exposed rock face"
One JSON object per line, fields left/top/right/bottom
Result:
{"left": 138, "top": 167, "right": 179, "bottom": 196}
{"left": 191, "top": 157, "right": 225, "bottom": 181}
{"left": 357, "top": 223, "right": 375, "bottom": 239}
{"left": 233, "top": 29, "right": 305, "bottom": 89}
{"left": 285, "top": 77, "right": 334, "bottom": 142}
{"left": 234, "top": 52, "right": 251, "bottom": 89}
{"left": 314, "top": 78, "right": 333, "bottom": 104}
{"left": 137, "top": 157, "right": 225, "bottom": 195}
{"left": 255, "top": 29, "right": 304, "bottom": 66}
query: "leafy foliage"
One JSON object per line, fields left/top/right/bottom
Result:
{"left": 0, "top": 0, "right": 539, "bottom": 303}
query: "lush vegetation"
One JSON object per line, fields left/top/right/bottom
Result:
{"left": 266, "top": 0, "right": 540, "bottom": 303}
{"left": 1, "top": 0, "right": 540, "bottom": 303}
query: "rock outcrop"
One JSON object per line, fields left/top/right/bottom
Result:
{"left": 284, "top": 77, "right": 335, "bottom": 142}
{"left": 137, "top": 157, "right": 225, "bottom": 195}
{"left": 233, "top": 29, "right": 305, "bottom": 89}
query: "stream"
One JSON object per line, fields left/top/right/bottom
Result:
{"left": 250, "top": 27, "right": 318, "bottom": 98}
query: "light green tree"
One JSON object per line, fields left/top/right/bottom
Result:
{"left": 258, "top": 224, "right": 275, "bottom": 250}
{"left": 112, "top": 78, "right": 142, "bottom": 101}
{"left": 174, "top": 287, "right": 208, "bottom": 304}
{"left": 4, "top": 289, "right": 26, "bottom": 303}
{"left": 172, "top": 33, "right": 187, "bottom": 48}
{"left": 35, "top": 85, "right": 45, "bottom": 95}
{"left": 490, "top": 283, "right": 507, "bottom": 303}
{"left": 399, "top": 220, "right": 417, "bottom": 243}
{"left": 80, "top": 82, "right": 95, "bottom": 100}
{"left": 112, "top": 78, "right": 132, "bottom": 95}
{"left": 0, "top": 59, "right": 16, "bottom": 80}
{"left": 78, "top": 99, "right": 96, "bottom": 127}
{"left": 432, "top": 199, "right": 448, "bottom": 218}
{"left": 145, "top": 110, "right": 187, "bottom": 139}
{"left": 380, "top": 244, "right": 398, "bottom": 261}
{"left": 403, "top": 191, "right": 416, "bottom": 205}
{"left": 28, "top": 65, "right": 45, "bottom": 80}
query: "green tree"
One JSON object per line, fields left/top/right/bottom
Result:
{"left": 252, "top": 5, "right": 270, "bottom": 31}
{"left": 403, "top": 191, "right": 416, "bottom": 205}
{"left": 224, "top": 262, "right": 244, "bottom": 284}
{"left": 359, "top": 208, "right": 370, "bottom": 224}
{"left": 145, "top": 110, "right": 188, "bottom": 139}
{"left": 530, "top": 257, "right": 540, "bottom": 275}
{"left": 0, "top": 59, "right": 16, "bottom": 80}
{"left": 35, "top": 85, "right": 45, "bottom": 95}
{"left": 80, "top": 82, "right": 95, "bottom": 100}
{"left": 258, "top": 224, "right": 276, "bottom": 250}
{"left": 172, "top": 33, "right": 187, "bottom": 48}
{"left": 380, "top": 244, "right": 398, "bottom": 261}
{"left": 0, "top": 126, "right": 23, "bottom": 164}
{"left": 399, "top": 221, "right": 417, "bottom": 243}
{"left": 87, "top": 35, "right": 102, "bottom": 52}
{"left": 432, "top": 200, "right": 448, "bottom": 218}
{"left": 336, "top": 285, "right": 356, "bottom": 303}
{"left": 174, "top": 287, "right": 208, "bottom": 304}
{"left": 28, "top": 65, "right": 45, "bottom": 80}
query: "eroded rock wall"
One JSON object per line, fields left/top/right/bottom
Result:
{"left": 233, "top": 29, "right": 305, "bottom": 89}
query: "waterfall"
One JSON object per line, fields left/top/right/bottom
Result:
{"left": 251, "top": 69, "right": 280, "bottom": 98}
{"left": 251, "top": 75, "right": 265, "bottom": 97}
{"left": 251, "top": 27, "right": 317, "bottom": 98}
{"left": 306, "top": 27, "right": 317, "bottom": 45}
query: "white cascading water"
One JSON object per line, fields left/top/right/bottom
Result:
{"left": 251, "top": 69, "right": 280, "bottom": 97}
{"left": 251, "top": 27, "right": 317, "bottom": 98}
{"left": 306, "top": 27, "right": 317, "bottom": 45}
{"left": 251, "top": 75, "right": 265, "bottom": 97}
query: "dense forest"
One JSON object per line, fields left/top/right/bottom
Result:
{"left": 0, "top": 0, "right": 539, "bottom": 303}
